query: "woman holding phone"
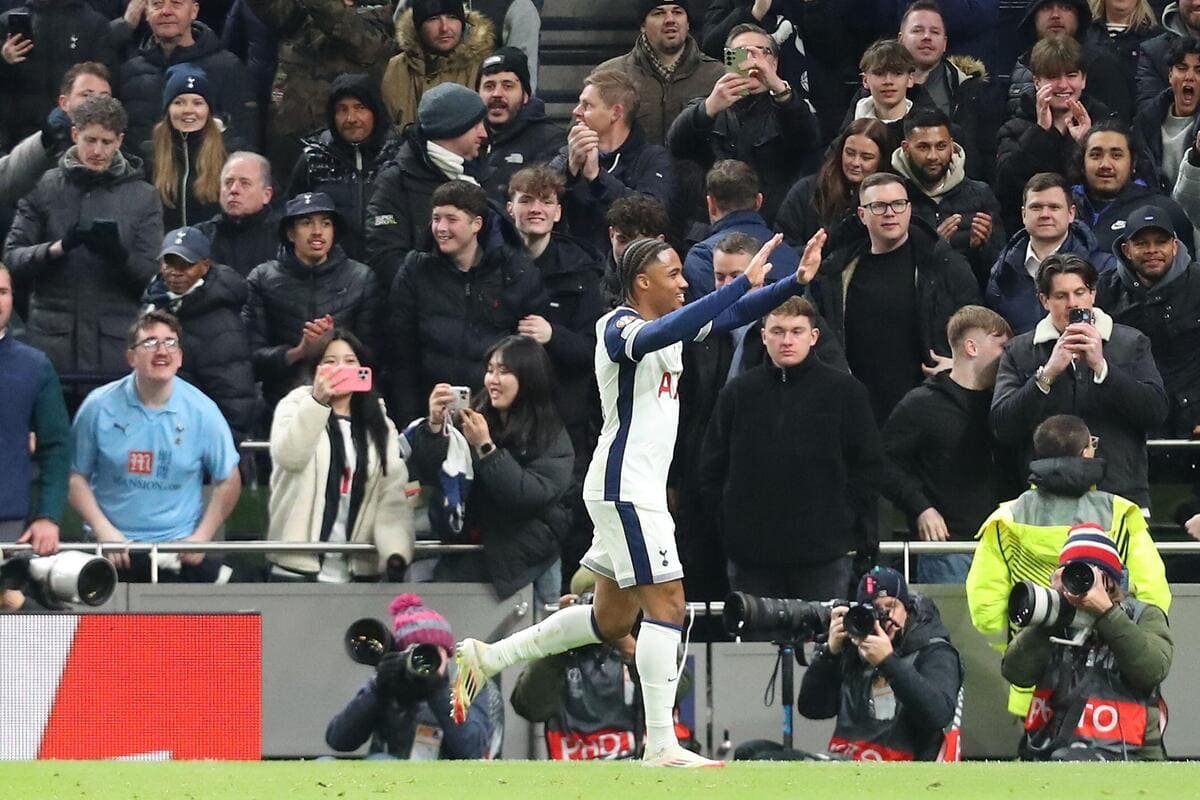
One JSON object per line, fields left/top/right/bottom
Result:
{"left": 408, "top": 335, "right": 573, "bottom": 604}
{"left": 266, "top": 329, "right": 414, "bottom": 582}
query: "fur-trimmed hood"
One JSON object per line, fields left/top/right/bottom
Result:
{"left": 948, "top": 54, "right": 987, "bottom": 82}
{"left": 394, "top": 7, "right": 494, "bottom": 66}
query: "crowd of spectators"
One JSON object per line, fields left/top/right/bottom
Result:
{"left": 0, "top": 0, "right": 1196, "bottom": 761}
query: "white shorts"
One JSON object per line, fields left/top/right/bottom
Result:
{"left": 580, "top": 500, "right": 684, "bottom": 588}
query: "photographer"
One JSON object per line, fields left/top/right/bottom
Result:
{"left": 326, "top": 594, "right": 502, "bottom": 759}
{"left": 797, "top": 567, "right": 963, "bottom": 762}
{"left": 1002, "top": 530, "right": 1173, "bottom": 761}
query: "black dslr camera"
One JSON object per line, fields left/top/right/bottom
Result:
{"left": 344, "top": 617, "right": 444, "bottom": 702}
{"left": 723, "top": 592, "right": 888, "bottom": 643}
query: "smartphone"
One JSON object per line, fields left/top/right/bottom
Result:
{"left": 91, "top": 219, "right": 120, "bottom": 238}
{"left": 7, "top": 10, "right": 32, "bottom": 41}
{"left": 449, "top": 385, "right": 471, "bottom": 413}
{"left": 330, "top": 365, "right": 373, "bottom": 392}
{"left": 723, "top": 46, "right": 750, "bottom": 77}
{"left": 1068, "top": 308, "right": 1094, "bottom": 325}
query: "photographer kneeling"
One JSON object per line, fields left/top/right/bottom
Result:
{"left": 1002, "top": 529, "right": 1173, "bottom": 761}
{"left": 326, "top": 594, "right": 503, "bottom": 759}
{"left": 797, "top": 567, "right": 963, "bottom": 761}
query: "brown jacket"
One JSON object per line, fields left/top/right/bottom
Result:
{"left": 381, "top": 8, "right": 495, "bottom": 128}
{"left": 596, "top": 36, "right": 724, "bottom": 146}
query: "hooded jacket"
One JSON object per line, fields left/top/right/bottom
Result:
{"left": 3, "top": 147, "right": 163, "bottom": 381}
{"left": 243, "top": 241, "right": 381, "bottom": 406}
{"left": 995, "top": 93, "right": 1116, "bottom": 236}
{"left": 1136, "top": 2, "right": 1198, "bottom": 107}
{"left": 383, "top": 219, "right": 548, "bottom": 425}
{"left": 882, "top": 371, "right": 1013, "bottom": 541}
{"left": 798, "top": 594, "right": 963, "bottom": 762}
{"left": 806, "top": 218, "right": 981, "bottom": 360}
{"left": 481, "top": 97, "right": 566, "bottom": 205}
{"left": 0, "top": 0, "right": 117, "bottom": 149}
{"left": 381, "top": 8, "right": 494, "bottom": 128}
{"left": 118, "top": 21, "right": 260, "bottom": 157}
{"left": 990, "top": 307, "right": 1168, "bottom": 507}
{"left": 1071, "top": 179, "right": 1196, "bottom": 256}
{"left": 549, "top": 126, "right": 676, "bottom": 253}
{"left": 246, "top": 0, "right": 395, "bottom": 158}
{"left": 668, "top": 91, "right": 821, "bottom": 225}
{"left": 364, "top": 124, "right": 459, "bottom": 286}
{"left": 289, "top": 73, "right": 401, "bottom": 261}
{"left": 1097, "top": 236, "right": 1200, "bottom": 436}
{"left": 1007, "top": 0, "right": 1133, "bottom": 120}
{"left": 596, "top": 35, "right": 725, "bottom": 147}
{"left": 985, "top": 220, "right": 1110, "bottom": 335}
{"left": 699, "top": 355, "right": 883, "bottom": 568}
{"left": 196, "top": 205, "right": 285, "bottom": 278}
{"left": 141, "top": 263, "right": 257, "bottom": 441}
{"left": 965, "top": 455, "right": 1170, "bottom": 714}
{"left": 892, "top": 142, "right": 1006, "bottom": 288}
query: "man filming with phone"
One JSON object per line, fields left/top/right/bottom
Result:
{"left": 796, "top": 566, "right": 964, "bottom": 762}
{"left": 990, "top": 253, "right": 1167, "bottom": 510}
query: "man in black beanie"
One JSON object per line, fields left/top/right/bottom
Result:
{"left": 365, "top": 82, "right": 489, "bottom": 285}
{"left": 479, "top": 47, "right": 565, "bottom": 206}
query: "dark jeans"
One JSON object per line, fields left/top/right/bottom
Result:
{"left": 117, "top": 552, "right": 223, "bottom": 583}
{"left": 727, "top": 555, "right": 854, "bottom": 601}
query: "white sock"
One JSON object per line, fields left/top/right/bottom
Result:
{"left": 483, "top": 604, "right": 602, "bottom": 674}
{"left": 637, "top": 619, "right": 682, "bottom": 753}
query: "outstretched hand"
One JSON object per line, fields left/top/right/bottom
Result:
{"left": 797, "top": 228, "right": 827, "bottom": 285}
{"left": 743, "top": 232, "right": 784, "bottom": 288}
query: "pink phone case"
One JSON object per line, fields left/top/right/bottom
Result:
{"left": 330, "top": 365, "right": 373, "bottom": 392}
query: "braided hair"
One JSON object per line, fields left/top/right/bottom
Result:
{"left": 618, "top": 237, "right": 673, "bottom": 302}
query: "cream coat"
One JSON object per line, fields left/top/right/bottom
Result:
{"left": 267, "top": 386, "right": 414, "bottom": 577}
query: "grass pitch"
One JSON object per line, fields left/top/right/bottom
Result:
{"left": 3, "top": 760, "right": 1199, "bottom": 800}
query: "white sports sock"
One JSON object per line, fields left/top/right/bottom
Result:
{"left": 483, "top": 604, "right": 602, "bottom": 674}
{"left": 637, "top": 619, "right": 682, "bottom": 753}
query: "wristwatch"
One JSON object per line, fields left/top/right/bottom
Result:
{"left": 1034, "top": 365, "right": 1054, "bottom": 392}
{"left": 477, "top": 442, "right": 496, "bottom": 457}
{"left": 769, "top": 80, "right": 793, "bottom": 102}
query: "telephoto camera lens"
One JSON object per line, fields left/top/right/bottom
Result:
{"left": 403, "top": 643, "right": 442, "bottom": 677}
{"left": 723, "top": 592, "right": 834, "bottom": 642}
{"left": 344, "top": 618, "right": 395, "bottom": 666}
{"left": 1060, "top": 561, "right": 1095, "bottom": 595}
{"left": 1008, "top": 581, "right": 1076, "bottom": 629}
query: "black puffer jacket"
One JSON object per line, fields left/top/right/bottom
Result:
{"left": 775, "top": 173, "right": 867, "bottom": 256}
{"left": 364, "top": 125, "right": 448, "bottom": 286}
{"left": 117, "top": 21, "right": 260, "bottom": 157}
{"left": 3, "top": 148, "right": 162, "bottom": 381}
{"left": 667, "top": 92, "right": 821, "bottom": 225}
{"left": 1097, "top": 245, "right": 1200, "bottom": 438}
{"left": 408, "top": 422, "right": 573, "bottom": 599}
{"left": 0, "top": 0, "right": 117, "bottom": 149}
{"left": 141, "top": 263, "right": 257, "bottom": 441}
{"left": 288, "top": 73, "right": 400, "bottom": 262}
{"left": 533, "top": 233, "right": 605, "bottom": 475}
{"left": 1071, "top": 179, "right": 1196, "bottom": 256}
{"left": 243, "top": 243, "right": 380, "bottom": 406}
{"left": 481, "top": 97, "right": 565, "bottom": 205}
{"left": 807, "top": 219, "right": 981, "bottom": 359}
{"left": 384, "top": 223, "right": 547, "bottom": 426}
{"left": 196, "top": 205, "right": 284, "bottom": 277}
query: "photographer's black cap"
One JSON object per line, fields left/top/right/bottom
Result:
{"left": 856, "top": 566, "right": 910, "bottom": 605}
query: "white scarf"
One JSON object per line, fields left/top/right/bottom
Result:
{"left": 426, "top": 141, "right": 479, "bottom": 185}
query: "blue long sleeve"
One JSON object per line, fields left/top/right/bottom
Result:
{"left": 708, "top": 276, "right": 803, "bottom": 336}
{"left": 621, "top": 275, "right": 752, "bottom": 361}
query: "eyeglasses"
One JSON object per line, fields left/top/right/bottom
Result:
{"left": 862, "top": 199, "right": 912, "bottom": 216}
{"left": 131, "top": 337, "right": 180, "bottom": 352}
{"left": 725, "top": 44, "right": 774, "bottom": 59}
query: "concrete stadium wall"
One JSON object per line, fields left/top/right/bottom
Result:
{"left": 92, "top": 583, "right": 1200, "bottom": 759}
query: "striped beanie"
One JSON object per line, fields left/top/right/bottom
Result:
{"left": 1059, "top": 523, "right": 1124, "bottom": 584}
{"left": 389, "top": 593, "right": 455, "bottom": 652}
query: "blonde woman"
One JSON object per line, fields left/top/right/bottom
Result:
{"left": 150, "top": 65, "right": 228, "bottom": 229}
{"left": 1086, "top": 0, "right": 1160, "bottom": 91}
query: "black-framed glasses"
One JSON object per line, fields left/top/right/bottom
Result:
{"left": 130, "top": 337, "right": 180, "bottom": 352}
{"left": 862, "top": 199, "right": 911, "bottom": 216}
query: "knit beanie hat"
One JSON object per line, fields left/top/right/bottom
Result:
{"left": 412, "top": 0, "right": 466, "bottom": 28}
{"left": 162, "top": 64, "right": 215, "bottom": 115}
{"left": 637, "top": 0, "right": 689, "bottom": 23}
{"left": 480, "top": 47, "right": 532, "bottom": 97}
{"left": 418, "top": 82, "right": 487, "bottom": 140}
{"left": 1059, "top": 523, "right": 1124, "bottom": 585}
{"left": 856, "top": 566, "right": 911, "bottom": 606}
{"left": 390, "top": 593, "right": 456, "bottom": 652}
